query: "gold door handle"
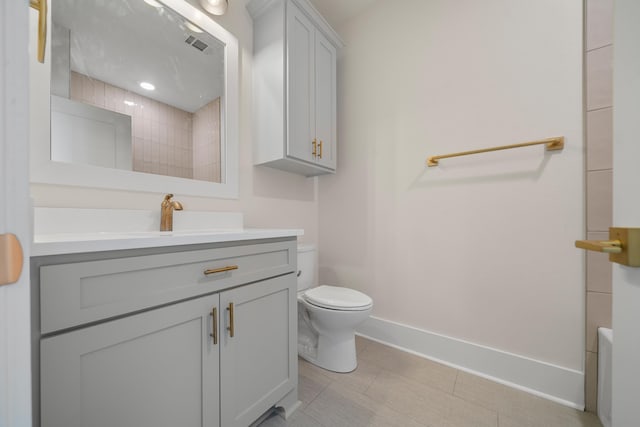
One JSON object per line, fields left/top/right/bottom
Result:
{"left": 575, "top": 239, "right": 622, "bottom": 254}
{"left": 0, "top": 234, "right": 23, "bottom": 286}
{"left": 575, "top": 227, "right": 640, "bottom": 267}
{"left": 312, "top": 139, "right": 317, "bottom": 158}
{"left": 30, "top": 0, "right": 47, "bottom": 63}
{"left": 226, "top": 302, "right": 234, "bottom": 338}
{"left": 319, "top": 140, "right": 323, "bottom": 159}
{"left": 210, "top": 307, "right": 218, "bottom": 345}
{"left": 204, "top": 265, "right": 238, "bottom": 275}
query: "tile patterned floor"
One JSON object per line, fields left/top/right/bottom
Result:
{"left": 259, "top": 337, "right": 603, "bottom": 427}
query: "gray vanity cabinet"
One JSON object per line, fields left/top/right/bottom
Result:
{"left": 41, "top": 293, "right": 222, "bottom": 427}
{"left": 220, "top": 275, "right": 296, "bottom": 426}
{"left": 34, "top": 239, "right": 298, "bottom": 427}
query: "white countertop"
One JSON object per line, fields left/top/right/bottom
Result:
{"left": 32, "top": 228, "right": 303, "bottom": 257}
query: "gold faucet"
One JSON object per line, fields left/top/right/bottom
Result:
{"left": 160, "top": 194, "right": 183, "bottom": 231}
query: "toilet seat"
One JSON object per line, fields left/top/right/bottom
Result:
{"left": 303, "top": 285, "right": 373, "bottom": 311}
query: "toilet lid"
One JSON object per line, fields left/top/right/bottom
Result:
{"left": 304, "top": 285, "right": 373, "bottom": 311}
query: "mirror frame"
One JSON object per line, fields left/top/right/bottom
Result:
{"left": 30, "top": 0, "right": 239, "bottom": 198}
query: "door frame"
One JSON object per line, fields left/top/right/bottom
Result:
{"left": 611, "top": 0, "right": 640, "bottom": 424}
{"left": 0, "top": 1, "right": 33, "bottom": 426}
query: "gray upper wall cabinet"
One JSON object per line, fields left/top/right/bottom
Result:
{"left": 249, "top": 0, "right": 344, "bottom": 176}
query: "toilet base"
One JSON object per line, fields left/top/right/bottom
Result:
{"left": 299, "top": 334, "right": 358, "bottom": 373}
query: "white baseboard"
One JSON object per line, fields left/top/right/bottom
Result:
{"left": 356, "top": 316, "right": 584, "bottom": 410}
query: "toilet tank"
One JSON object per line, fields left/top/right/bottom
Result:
{"left": 297, "top": 244, "right": 317, "bottom": 291}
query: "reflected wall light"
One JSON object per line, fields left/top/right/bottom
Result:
{"left": 199, "top": 0, "right": 228, "bottom": 15}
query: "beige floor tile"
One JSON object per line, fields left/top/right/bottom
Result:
{"left": 355, "top": 335, "right": 372, "bottom": 354}
{"left": 359, "top": 339, "right": 458, "bottom": 393}
{"left": 366, "top": 370, "right": 498, "bottom": 427}
{"left": 261, "top": 340, "right": 602, "bottom": 427}
{"left": 498, "top": 411, "right": 603, "bottom": 427}
{"left": 298, "top": 359, "right": 331, "bottom": 408}
{"left": 299, "top": 356, "right": 382, "bottom": 393}
{"left": 304, "top": 382, "right": 428, "bottom": 427}
{"left": 455, "top": 372, "right": 603, "bottom": 427}
{"left": 257, "top": 408, "right": 324, "bottom": 427}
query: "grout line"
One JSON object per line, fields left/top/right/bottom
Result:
{"left": 452, "top": 369, "right": 460, "bottom": 395}
{"left": 586, "top": 43, "right": 613, "bottom": 54}
{"left": 586, "top": 105, "right": 613, "bottom": 113}
{"left": 586, "top": 290, "right": 613, "bottom": 296}
{"left": 304, "top": 377, "right": 331, "bottom": 411}
{"left": 361, "top": 364, "right": 381, "bottom": 395}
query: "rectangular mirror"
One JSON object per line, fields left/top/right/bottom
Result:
{"left": 29, "top": 0, "right": 239, "bottom": 198}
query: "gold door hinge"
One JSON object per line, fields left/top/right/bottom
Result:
{"left": 0, "top": 234, "right": 24, "bottom": 286}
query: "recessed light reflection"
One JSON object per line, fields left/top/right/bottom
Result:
{"left": 139, "top": 82, "right": 155, "bottom": 91}
{"left": 143, "top": 0, "right": 163, "bottom": 8}
{"left": 124, "top": 100, "right": 136, "bottom": 107}
{"left": 185, "top": 21, "right": 203, "bottom": 33}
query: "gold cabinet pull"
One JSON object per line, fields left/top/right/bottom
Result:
{"left": 204, "top": 265, "right": 238, "bottom": 276}
{"left": 226, "top": 303, "right": 235, "bottom": 337}
{"left": 210, "top": 307, "right": 218, "bottom": 345}
{"left": 319, "top": 140, "right": 323, "bottom": 159}
{"left": 0, "top": 234, "right": 23, "bottom": 286}
{"left": 575, "top": 227, "right": 640, "bottom": 267}
{"left": 575, "top": 239, "right": 622, "bottom": 254}
{"left": 312, "top": 139, "right": 317, "bottom": 158}
{"left": 30, "top": 0, "right": 47, "bottom": 63}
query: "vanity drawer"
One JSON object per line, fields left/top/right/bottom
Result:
{"left": 39, "top": 240, "right": 295, "bottom": 334}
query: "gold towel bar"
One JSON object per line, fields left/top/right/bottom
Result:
{"left": 426, "top": 136, "right": 564, "bottom": 167}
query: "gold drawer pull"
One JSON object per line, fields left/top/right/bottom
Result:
{"left": 575, "top": 239, "right": 622, "bottom": 254}
{"left": 210, "top": 307, "right": 218, "bottom": 345}
{"left": 30, "top": 0, "right": 48, "bottom": 63}
{"left": 227, "top": 303, "right": 234, "bottom": 338}
{"left": 312, "top": 139, "right": 317, "bottom": 158}
{"left": 204, "top": 265, "right": 238, "bottom": 276}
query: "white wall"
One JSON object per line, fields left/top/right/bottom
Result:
{"left": 30, "top": 0, "right": 319, "bottom": 244}
{"left": 320, "top": 0, "right": 584, "bottom": 375}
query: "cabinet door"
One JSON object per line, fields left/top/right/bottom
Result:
{"left": 314, "top": 29, "right": 337, "bottom": 170}
{"left": 40, "top": 294, "right": 220, "bottom": 427}
{"left": 286, "top": 1, "right": 316, "bottom": 164}
{"left": 220, "top": 274, "right": 297, "bottom": 427}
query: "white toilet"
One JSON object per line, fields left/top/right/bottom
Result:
{"left": 297, "top": 244, "right": 373, "bottom": 373}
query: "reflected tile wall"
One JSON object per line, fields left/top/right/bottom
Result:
{"left": 70, "top": 71, "right": 194, "bottom": 179}
{"left": 193, "top": 97, "right": 221, "bottom": 183}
